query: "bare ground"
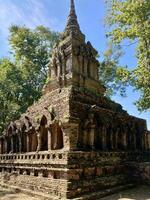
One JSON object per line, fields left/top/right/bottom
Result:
{"left": 101, "top": 185, "right": 150, "bottom": 200}
{"left": 0, "top": 185, "right": 150, "bottom": 200}
{"left": 0, "top": 187, "right": 39, "bottom": 200}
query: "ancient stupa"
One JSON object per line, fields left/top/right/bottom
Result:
{"left": 0, "top": 0, "right": 150, "bottom": 199}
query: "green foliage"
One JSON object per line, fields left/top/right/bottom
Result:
{"left": 0, "top": 26, "right": 60, "bottom": 133}
{"left": 105, "top": 0, "right": 150, "bottom": 111}
{"left": 100, "top": 42, "right": 131, "bottom": 97}
{"left": 0, "top": 59, "right": 21, "bottom": 132}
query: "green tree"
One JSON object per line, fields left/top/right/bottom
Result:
{"left": 9, "top": 25, "right": 60, "bottom": 111}
{"left": 100, "top": 42, "right": 131, "bottom": 97}
{"left": 0, "top": 58, "right": 22, "bottom": 132}
{"left": 0, "top": 26, "right": 60, "bottom": 133}
{"left": 105, "top": 0, "right": 150, "bottom": 111}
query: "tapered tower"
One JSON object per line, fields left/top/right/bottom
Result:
{"left": 43, "top": 0, "right": 105, "bottom": 95}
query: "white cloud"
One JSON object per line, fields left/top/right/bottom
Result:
{"left": 0, "top": 0, "right": 58, "bottom": 41}
{"left": 0, "top": 0, "right": 59, "bottom": 56}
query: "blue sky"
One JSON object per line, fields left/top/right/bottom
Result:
{"left": 0, "top": 0, "right": 149, "bottom": 129}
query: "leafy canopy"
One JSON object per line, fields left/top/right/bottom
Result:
{"left": 105, "top": 0, "right": 150, "bottom": 111}
{"left": 0, "top": 25, "right": 60, "bottom": 133}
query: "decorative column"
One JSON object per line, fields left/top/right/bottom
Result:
{"left": 27, "top": 134, "right": 30, "bottom": 152}
{"left": 53, "top": 123, "right": 58, "bottom": 149}
{"left": 123, "top": 131, "right": 127, "bottom": 150}
{"left": 4, "top": 137, "right": 7, "bottom": 154}
{"left": 89, "top": 125, "right": 95, "bottom": 150}
{"left": 48, "top": 129, "right": 52, "bottom": 151}
{"left": 61, "top": 125, "right": 71, "bottom": 151}
{"left": 110, "top": 128, "right": 114, "bottom": 150}
{"left": 36, "top": 131, "right": 41, "bottom": 152}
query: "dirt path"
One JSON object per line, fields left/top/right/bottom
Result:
{"left": 0, "top": 187, "right": 39, "bottom": 200}
{"left": 0, "top": 185, "right": 150, "bottom": 200}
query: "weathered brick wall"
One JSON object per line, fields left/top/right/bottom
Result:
{"left": 68, "top": 87, "right": 147, "bottom": 152}
{"left": 0, "top": 173, "right": 68, "bottom": 198}
{"left": 137, "top": 163, "right": 150, "bottom": 184}
{"left": 66, "top": 152, "right": 142, "bottom": 199}
{"left": 0, "top": 151, "right": 69, "bottom": 199}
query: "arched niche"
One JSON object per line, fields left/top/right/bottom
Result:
{"left": 92, "top": 115, "right": 103, "bottom": 150}
{"left": 87, "top": 60, "right": 91, "bottom": 78}
{"left": 31, "top": 131, "right": 38, "bottom": 152}
{"left": 39, "top": 115, "right": 48, "bottom": 151}
{"left": 21, "top": 124, "right": 27, "bottom": 152}
{"left": 135, "top": 123, "right": 143, "bottom": 151}
{"left": 50, "top": 120, "right": 64, "bottom": 150}
{"left": 79, "top": 112, "right": 96, "bottom": 151}
{"left": 125, "top": 122, "right": 131, "bottom": 150}
{"left": 116, "top": 124, "right": 125, "bottom": 150}
{"left": 106, "top": 125, "right": 112, "bottom": 151}
{"left": 0, "top": 138, "right": 4, "bottom": 154}
{"left": 6, "top": 136, "right": 11, "bottom": 154}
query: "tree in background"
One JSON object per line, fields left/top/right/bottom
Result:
{"left": 104, "top": 0, "right": 150, "bottom": 111}
{"left": 100, "top": 42, "right": 131, "bottom": 98}
{"left": 0, "top": 26, "right": 60, "bottom": 133}
{"left": 0, "top": 59, "right": 22, "bottom": 132}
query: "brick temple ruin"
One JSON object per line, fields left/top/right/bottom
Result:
{"left": 0, "top": 0, "right": 150, "bottom": 199}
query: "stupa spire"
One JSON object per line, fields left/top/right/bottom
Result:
{"left": 70, "top": 0, "right": 76, "bottom": 16}
{"left": 64, "top": 0, "right": 83, "bottom": 37}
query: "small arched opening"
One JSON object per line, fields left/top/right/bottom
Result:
{"left": 50, "top": 121, "right": 64, "bottom": 150}
{"left": 40, "top": 115, "right": 48, "bottom": 151}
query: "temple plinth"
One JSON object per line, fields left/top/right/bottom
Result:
{"left": 0, "top": 0, "right": 150, "bottom": 199}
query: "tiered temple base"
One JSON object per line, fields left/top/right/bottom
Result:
{"left": 0, "top": 151, "right": 68, "bottom": 199}
{"left": 0, "top": 151, "right": 150, "bottom": 199}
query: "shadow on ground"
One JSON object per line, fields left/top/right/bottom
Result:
{"left": 101, "top": 186, "right": 150, "bottom": 200}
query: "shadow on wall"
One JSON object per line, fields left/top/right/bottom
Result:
{"left": 101, "top": 186, "right": 150, "bottom": 200}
